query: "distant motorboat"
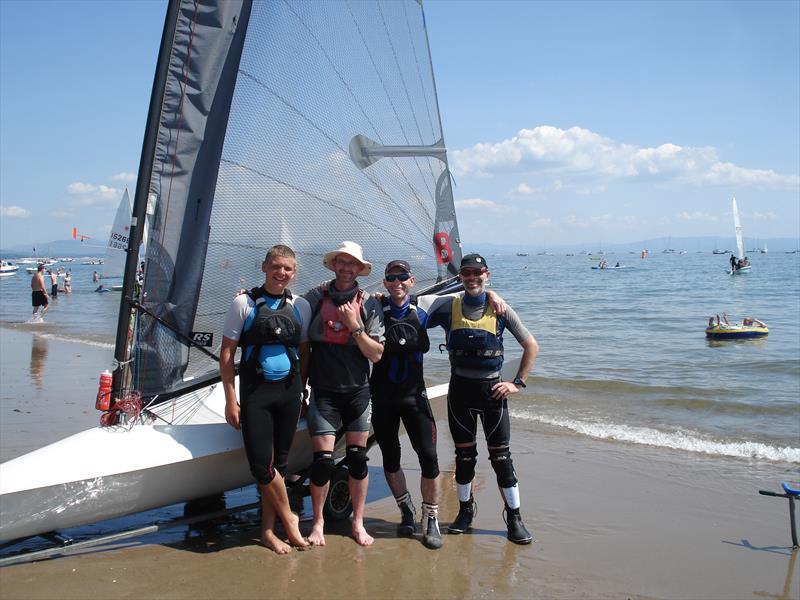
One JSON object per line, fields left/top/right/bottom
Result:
{"left": 516, "top": 252, "right": 529, "bottom": 256}
{"left": 0, "top": 261, "right": 19, "bottom": 276}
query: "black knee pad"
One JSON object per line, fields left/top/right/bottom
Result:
{"left": 310, "top": 451, "right": 335, "bottom": 486}
{"left": 419, "top": 448, "right": 440, "bottom": 480}
{"left": 345, "top": 445, "right": 369, "bottom": 480}
{"left": 381, "top": 443, "right": 401, "bottom": 475}
{"left": 454, "top": 445, "right": 478, "bottom": 485}
{"left": 488, "top": 447, "right": 517, "bottom": 488}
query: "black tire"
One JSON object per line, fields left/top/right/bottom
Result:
{"left": 323, "top": 466, "right": 352, "bottom": 521}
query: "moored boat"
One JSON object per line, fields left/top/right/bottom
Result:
{"left": 705, "top": 323, "right": 768, "bottom": 339}
{"left": 0, "top": 260, "right": 19, "bottom": 276}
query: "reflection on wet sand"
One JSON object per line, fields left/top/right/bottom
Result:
{"left": 29, "top": 334, "right": 48, "bottom": 391}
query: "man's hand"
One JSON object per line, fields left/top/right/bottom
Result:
{"left": 225, "top": 400, "right": 241, "bottom": 430}
{"left": 490, "top": 380, "right": 519, "bottom": 400}
{"left": 338, "top": 298, "right": 362, "bottom": 332}
{"left": 486, "top": 290, "right": 506, "bottom": 316}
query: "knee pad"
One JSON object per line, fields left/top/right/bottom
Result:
{"left": 454, "top": 445, "right": 478, "bottom": 485}
{"left": 345, "top": 445, "right": 369, "bottom": 480}
{"left": 380, "top": 442, "right": 402, "bottom": 475}
{"left": 310, "top": 451, "right": 335, "bottom": 486}
{"left": 489, "top": 447, "right": 517, "bottom": 488}
{"left": 419, "top": 449, "right": 440, "bottom": 480}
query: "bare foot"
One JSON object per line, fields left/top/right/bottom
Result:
{"left": 283, "top": 512, "right": 309, "bottom": 549}
{"left": 352, "top": 522, "right": 374, "bottom": 546}
{"left": 308, "top": 520, "right": 326, "bottom": 546}
{"left": 261, "top": 530, "right": 292, "bottom": 554}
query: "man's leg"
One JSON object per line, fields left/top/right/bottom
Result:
{"left": 308, "top": 434, "right": 335, "bottom": 546}
{"left": 345, "top": 430, "right": 373, "bottom": 546}
{"left": 446, "top": 377, "right": 480, "bottom": 534}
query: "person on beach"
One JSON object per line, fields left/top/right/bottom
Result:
{"left": 303, "top": 241, "right": 384, "bottom": 547}
{"left": 220, "top": 244, "right": 310, "bottom": 554}
{"left": 92, "top": 270, "right": 99, "bottom": 283}
{"left": 48, "top": 270, "right": 58, "bottom": 298}
{"left": 370, "top": 259, "right": 443, "bottom": 549}
{"left": 31, "top": 264, "right": 49, "bottom": 318}
{"left": 63, "top": 270, "right": 72, "bottom": 293}
{"left": 423, "top": 253, "right": 539, "bottom": 544}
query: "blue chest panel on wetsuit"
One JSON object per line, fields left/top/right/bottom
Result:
{"left": 239, "top": 288, "right": 302, "bottom": 381}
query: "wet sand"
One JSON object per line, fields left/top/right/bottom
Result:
{"left": 1, "top": 327, "right": 798, "bottom": 599}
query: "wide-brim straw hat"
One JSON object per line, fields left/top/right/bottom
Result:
{"left": 323, "top": 241, "right": 372, "bottom": 276}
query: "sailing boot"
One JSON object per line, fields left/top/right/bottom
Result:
{"left": 396, "top": 492, "right": 417, "bottom": 537}
{"left": 421, "top": 502, "right": 443, "bottom": 550}
{"left": 447, "top": 497, "right": 476, "bottom": 534}
{"left": 503, "top": 505, "right": 533, "bottom": 545}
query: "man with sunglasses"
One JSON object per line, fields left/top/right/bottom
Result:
{"left": 423, "top": 253, "right": 539, "bottom": 544}
{"left": 370, "top": 260, "right": 443, "bottom": 548}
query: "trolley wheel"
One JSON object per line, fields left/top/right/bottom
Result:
{"left": 323, "top": 466, "right": 352, "bottom": 521}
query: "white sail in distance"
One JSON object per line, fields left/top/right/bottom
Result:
{"left": 732, "top": 197, "right": 744, "bottom": 260}
{"left": 101, "top": 188, "right": 132, "bottom": 279}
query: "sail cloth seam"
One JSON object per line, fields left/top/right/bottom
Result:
{"left": 234, "top": 69, "right": 435, "bottom": 244}
{"left": 218, "top": 158, "right": 432, "bottom": 256}
{"left": 343, "top": 0, "right": 436, "bottom": 209}
{"left": 283, "top": 0, "right": 436, "bottom": 220}
{"left": 401, "top": 1, "right": 437, "bottom": 143}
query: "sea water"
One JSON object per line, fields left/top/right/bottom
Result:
{"left": 1, "top": 252, "right": 798, "bottom": 465}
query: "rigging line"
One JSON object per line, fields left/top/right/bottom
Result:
{"left": 219, "top": 157, "right": 433, "bottom": 256}
{"left": 282, "top": 0, "right": 434, "bottom": 220}
{"left": 268, "top": 0, "right": 435, "bottom": 227}
{"left": 235, "top": 69, "right": 435, "bottom": 240}
{"left": 344, "top": 0, "right": 436, "bottom": 208}
{"left": 402, "top": 1, "right": 437, "bottom": 140}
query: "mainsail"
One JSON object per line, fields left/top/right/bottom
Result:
{"left": 115, "top": 0, "right": 462, "bottom": 404}
{"left": 732, "top": 197, "right": 744, "bottom": 260}
{"left": 102, "top": 188, "right": 132, "bottom": 279}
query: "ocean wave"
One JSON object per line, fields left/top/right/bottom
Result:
{"left": 513, "top": 410, "right": 800, "bottom": 463}
{"left": 37, "top": 333, "right": 114, "bottom": 349}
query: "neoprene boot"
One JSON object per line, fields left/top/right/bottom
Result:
{"left": 421, "top": 503, "right": 443, "bottom": 549}
{"left": 447, "top": 497, "right": 476, "bottom": 534}
{"left": 504, "top": 505, "right": 532, "bottom": 545}
{"left": 397, "top": 500, "right": 417, "bottom": 537}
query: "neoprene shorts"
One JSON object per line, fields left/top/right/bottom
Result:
{"left": 447, "top": 374, "right": 511, "bottom": 447}
{"left": 308, "top": 386, "right": 371, "bottom": 436}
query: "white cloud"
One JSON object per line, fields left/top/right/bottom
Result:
{"left": 0, "top": 205, "right": 31, "bottom": 218}
{"left": 451, "top": 125, "right": 800, "bottom": 189}
{"left": 751, "top": 211, "right": 777, "bottom": 221}
{"left": 66, "top": 182, "right": 120, "bottom": 206}
{"left": 110, "top": 172, "right": 136, "bottom": 182}
{"left": 678, "top": 211, "right": 720, "bottom": 222}
{"left": 49, "top": 209, "right": 75, "bottom": 218}
{"left": 454, "top": 197, "right": 511, "bottom": 212}
{"left": 512, "top": 180, "right": 562, "bottom": 196}
{"left": 529, "top": 217, "right": 552, "bottom": 228}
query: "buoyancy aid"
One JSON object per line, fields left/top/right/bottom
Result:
{"left": 238, "top": 287, "right": 302, "bottom": 380}
{"left": 446, "top": 295, "right": 505, "bottom": 370}
{"left": 381, "top": 296, "right": 429, "bottom": 354}
{"left": 317, "top": 289, "right": 364, "bottom": 345}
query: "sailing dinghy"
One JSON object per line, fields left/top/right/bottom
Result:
{"left": 0, "top": 0, "right": 480, "bottom": 544}
{"left": 100, "top": 187, "right": 132, "bottom": 283}
{"left": 729, "top": 197, "right": 751, "bottom": 275}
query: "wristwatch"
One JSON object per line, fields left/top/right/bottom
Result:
{"left": 351, "top": 326, "right": 365, "bottom": 339}
{"left": 512, "top": 376, "right": 527, "bottom": 388}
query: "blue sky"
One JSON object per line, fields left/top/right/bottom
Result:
{"left": 1, "top": 0, "right": 798, "bottom": 251}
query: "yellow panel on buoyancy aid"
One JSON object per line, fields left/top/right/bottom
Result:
{"left": 450, "top": 295, "right": 497, "bottom": 333}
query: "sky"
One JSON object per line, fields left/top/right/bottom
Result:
{"left": 1, "top": 0, "right": 798, "bottom": 251}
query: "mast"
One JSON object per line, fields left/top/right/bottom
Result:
{"left": 111, "top": 0, "right": 182, "bottom": 404}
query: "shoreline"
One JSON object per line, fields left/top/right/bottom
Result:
{"left": 1, "top": 328, "right": 798, "bottom": 599}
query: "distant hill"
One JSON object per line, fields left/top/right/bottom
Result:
{"left": 0, "top": 239, "right": 106, "bottom": 258}
{"left": 468, "top": 236, "right": 800, "bottom": 255}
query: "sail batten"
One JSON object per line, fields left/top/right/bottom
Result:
{"left": 117, "top": 0, "right": 462, "bottom": 403}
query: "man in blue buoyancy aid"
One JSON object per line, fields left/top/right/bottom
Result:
{"left": 303, "top": 241, "right": 384, "bottom": 547}
{"left": 369, "top": 260, "right": 443, "bottom": 549}
{"left": 423, "top": 253, "right": 539, "bottom": 544}
{"left": 220, "top": 245, "right": 311, "bottom": 554}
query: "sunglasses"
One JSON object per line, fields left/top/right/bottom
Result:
{"left": 459, "top": 268, "right": 486, "bottom": 277}
{"left": 385, "top": 273, "right": 411, "bottom": 282}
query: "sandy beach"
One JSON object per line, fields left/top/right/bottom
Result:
{"left": 1, "top": 326, "right": 798, "bottom": 599}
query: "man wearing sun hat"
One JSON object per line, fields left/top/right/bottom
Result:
{"left": 302, "top": 241, "right": 384, "bottom": 547}
{"left": 422, "top": 252, "right": 539, "bottom": 544}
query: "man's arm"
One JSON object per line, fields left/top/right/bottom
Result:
{"left": 338, "top": 297, "right": 383, "bottom": 363}
{"left": 298, "top": 341, "right": 310, "bottom": 396}
{"left": 219, "top": 336, "right": 241, "bottom": 430}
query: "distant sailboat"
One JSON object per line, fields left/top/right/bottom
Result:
{"left": 101, "top": 188, "right": 132, "bottom": 280}
{"left": 730, "top": 197, "right": 751, "bottom": 275}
